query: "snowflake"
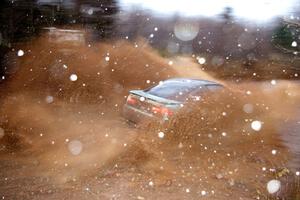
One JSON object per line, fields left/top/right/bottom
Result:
{"left": 69, "top": 74, "right": 78, "bottom": 81}
{"left": 197, "top": 57, "right": 206, "bottom": 64}
{"left": 251, "top": 120, "right": 262, "bottom": 131}
{"left": 68, "top": 140, "right": 83, "bottom": 156}
{"left": 148, "top": 181, "right": 154, "bottom": 186}
{"left": 292, "top": 41, "right": 297, "bottom": 47}
{"left": 271, "top": 80, "right": 277, "bottom": 85}
{"left": 139, "top": 97, "right": 145, "bottom": 102}
{"left": 45, "top": 95, "right": 54, "bottom": 103}
{"left": 271, "top": 149, "right": 277, "bottom": 155}
{"left": 267, "top": 180, "right": 281, "bottom": 194}
{"left": 158, "top": 132, "right": 164, "bottom": 138}
{"left": 17, "top": 49, "right": 24, "bottom": 56}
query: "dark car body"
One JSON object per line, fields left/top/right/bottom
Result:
{"left": 123, "top": 78, "right": 223, "bottom": 124}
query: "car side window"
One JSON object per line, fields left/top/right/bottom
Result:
{"left": 190, "top": 86, "right": 207, "bottom": 95}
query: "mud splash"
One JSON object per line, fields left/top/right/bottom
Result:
{"left": 135, "top": 80, "right": 300, "bottom": 199}
{"left": 0, "top": 33, "right": 299, "bottom": 199}
{"left": 0, "top": 35, "right": 177, "bottom": 183}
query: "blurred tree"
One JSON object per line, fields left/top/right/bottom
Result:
{"left": 222, "top": 7, "right": 234, "bottom": 24}
{"left": 0, "top": 0, "right": 38, "bottom": 81}
{"left": 76, "top": 0, "right": 119, "bottom": 40}
{"left": 272, "top": 20, "right": 300, "bottom": 53}
{"left": 0, "top": 0, "right": 37, "bottom": 44}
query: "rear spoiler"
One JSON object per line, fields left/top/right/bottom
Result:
{"left": 129, "top": 90, "right": 180, "bottom": 105}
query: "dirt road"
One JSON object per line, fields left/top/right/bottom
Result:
{"left": 0, "top": 36, "right": 299, "bottom": 200}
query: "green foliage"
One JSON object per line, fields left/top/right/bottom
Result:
{"left": 273, "top": 26, "right": 294, "bottom": 47}
{"left": 272, "top": 24, "right": 300, "bottom": 52}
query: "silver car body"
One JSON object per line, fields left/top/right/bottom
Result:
{"left": 123, "top": 78, "right": 223, "bottom": 123}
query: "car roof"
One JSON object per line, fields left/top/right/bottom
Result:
{"left": 163, "top": 78, "right": 222, "bottom": 86}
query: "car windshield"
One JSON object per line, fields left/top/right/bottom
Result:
{"left": 146, "top": 81, "right": 205, "bottom": 101}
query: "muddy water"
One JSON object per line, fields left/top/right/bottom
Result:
{"left": 278, "top": 84, "right": 300, "bottom": 170}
